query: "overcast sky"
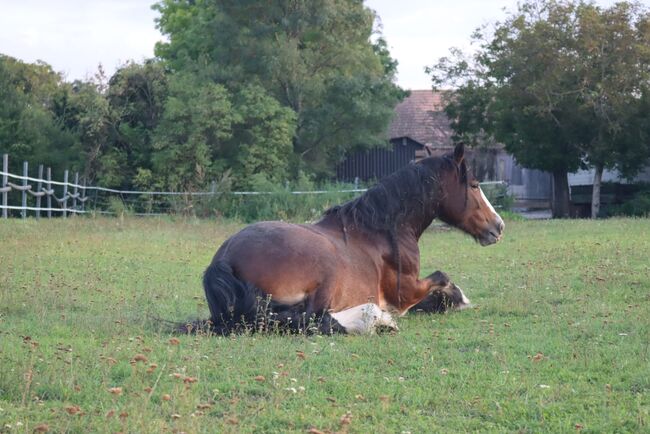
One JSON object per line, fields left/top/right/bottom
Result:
{"left": 0, "top": 0, "right": 625, "bottom": 90}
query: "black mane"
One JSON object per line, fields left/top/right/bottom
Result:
{"left": 323, "top": 154, "right": 462, "bottom": 237}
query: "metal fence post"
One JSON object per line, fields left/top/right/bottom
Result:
{"left": 36, "top": 165, "right": 43, "bottom": 219}
{"left": 21, "top": 161, "right": 28, "bottom": 219}
{"left": 63, "top": 170, "right": 68, "bottom": 219}
{"left": 46, "top": 167, "right": 52, "bottom": 218}
{"left": 1, "top": 154, "right": 7, "bottom": 219}
{"left": 73, "top": 172, "right": 79, "bottom": 215}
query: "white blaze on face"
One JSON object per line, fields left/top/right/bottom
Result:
{"left": 331, "top": 303, "right": 398, "bottom": 334}
{"left": 454, "top": 285, "right": 472, "bottom": 310}
{"left": 479, "top": 187, "right": 505, "bottom": 230}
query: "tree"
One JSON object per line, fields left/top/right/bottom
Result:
{"left": 66, "top": 78, "right": 115, "bottom": 184}
{"left": 567, "top": 2, "right": 650, "bottom": 217}
{"left": 152, "top": 73, "right": 235, "bottom": 191}
{"left": 106, "top": 60, "right": 168, "bottom": 186}
{"left": 0, "top": 55, "right": 80, "bottom": 175}
{"left": 152, "top": 0, "right": 404, "bottom": 178}
{"left": 231, "top": 84, "right": 296, "bottom": 188}
{"left": 428, "top": 0, "right": 650, "bottom": 218}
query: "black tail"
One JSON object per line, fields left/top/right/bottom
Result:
{"left": 201, "top": 260, "right": 346, "bottom": 335}
{"left": 202, "top": 260, "right": 267, "bottom": 334}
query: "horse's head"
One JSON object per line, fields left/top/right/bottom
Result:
{"left": 435, "top": 143, "right": 505, "bottom": 246}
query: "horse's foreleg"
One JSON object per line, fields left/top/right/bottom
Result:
{"left": 408, "top": 271, "right": 472, "bottom": 313}
{"left": 397, "top": 271, "right": 455, "bottom": 314}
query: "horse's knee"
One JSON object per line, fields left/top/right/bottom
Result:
{"left": 426, "top": 270, "right": 450, "bottom": 288}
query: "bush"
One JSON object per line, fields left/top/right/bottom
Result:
{"left": 610, "top": 189, "right": 650, "bottom": 217}
{"left": 194, "top": 174, "right": 360, "bottom": 222}
{"left": 90, "top": 176, "right": 514, "bottom": 222}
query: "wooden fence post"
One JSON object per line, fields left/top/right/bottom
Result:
{"left": 46, "top": 167, "right": 52, "bottom": 218}
{"left": 63, "top": 170, "right": 68, "bottom": 219}
{"left": 36, "top": 165, "right": 43, "bottom": 219}
{"left": 1, "top": 154, "right": 7, "bottom": 219}
{"left": 73, "top": 172, "right": 79, "bottom": 215}
{"left": 81, "top": 179, "right": 86, "bottom": 212}
{"left": 21, "top": 161, "right": 28, "bottom": 219}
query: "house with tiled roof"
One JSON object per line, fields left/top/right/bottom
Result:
{"left": 388, "top": 90, "right": 453, "bottom": 149}
{"left": 336, "top": 90, "right": 552, "bottom": 203}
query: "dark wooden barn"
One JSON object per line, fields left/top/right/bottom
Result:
{"left": 335, "top": 90, "right": 552, "bottom": 205}
{"left": 336, "top": 90, "right": 452, "bottom": 182}
{"left": 335, "top": 137, "right": 422, "bottom": 182}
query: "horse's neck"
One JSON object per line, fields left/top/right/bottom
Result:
{"left": 399, "top": 204, "right": 437, "bottom": 241}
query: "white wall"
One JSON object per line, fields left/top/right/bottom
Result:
{"left": 569, "top": 167, "right": 650, "bottom": 186}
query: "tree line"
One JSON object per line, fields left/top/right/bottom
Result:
{"left": 0, "top": 0, "right": 404, "bottom": 193}
{"left": 2, "top": 0, "right": 649, "bottom": 218}
{"left": 429, "top": 0, "right": 650, "bottom": 218}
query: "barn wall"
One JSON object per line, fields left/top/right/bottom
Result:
{"left": 336, "top": 138, "right": 422, "bottom": 182}
{"left": 569, "top": 166, "right": 650, "bottom": 186}
{"left": 336, "top": 140, "right": 554, "bottom": 202}
{"left": 499, "top": 154, "right": 552, "bottom": 201}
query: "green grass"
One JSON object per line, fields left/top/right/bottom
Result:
{"left": 1, "top": 217, "right": 649, "bottom": 433}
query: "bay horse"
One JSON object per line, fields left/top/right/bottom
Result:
{"left": 201, "top": 143, "right": 504, "bottom": 334}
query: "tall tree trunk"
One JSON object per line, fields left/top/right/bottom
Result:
{"left": 591, "top": 164, "right": 603, "bottom": 219}
{"left": 551, "top": 170, "right": 570, "bottom": 218}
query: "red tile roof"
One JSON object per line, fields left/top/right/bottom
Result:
{"left": 388, "top": 90, "right": 453, "bottom": 148}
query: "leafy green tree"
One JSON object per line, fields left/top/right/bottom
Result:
{"left": 66, "top": 79, "right": 115, "bottom": 184}
{"left": 567, "top": 2, "right": 650, "bottom": 217}
{"left": 0, "top": 55, "right": 80, "bottom": 175}
{"left": 153, "top": 0, "right": 404, "bottom": 178}
{"left": 429, "top": 0, "right": 650, "bottom": 218}
{"left": 152, "top": 73, "right": 235, "bottom": 191}
{"left": 231, "top": 84, "right": 296, "bottom": 188}
{"left": 105, "top": 61, "right": 168, "bottom": 187}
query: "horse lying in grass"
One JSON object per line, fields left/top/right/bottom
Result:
{"left": 199, "top": 143, "right": 503, "bottom": 334}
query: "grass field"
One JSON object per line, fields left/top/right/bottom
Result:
{"left": 1, "top": 217, "right": 649, "bottom": 433}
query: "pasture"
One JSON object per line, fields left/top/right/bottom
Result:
{"left": 0, "top": 217, "right": 649, "bottom": 433}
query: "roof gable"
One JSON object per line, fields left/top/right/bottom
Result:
{"left": 388, "top": 90, "right": 453, "bottom": 148}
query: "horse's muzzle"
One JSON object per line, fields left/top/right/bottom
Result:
{"left": 479, "top": 218, "right": 505, "bottom": 246}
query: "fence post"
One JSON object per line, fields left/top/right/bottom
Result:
{"left": 36, "top": 165, "right": 43, "bottom": 219}
{"left": 46, "top": 167, "right": 52, "bottom": 218}
{"left": 63, "top": 170, "right": 68, "bottom": 219}
{"left": 81, "top": 178, "right": 86, "bottom": 213}
{"left": 73, "top": 172, "right": 79, "bottom": 215}
{"left": 21, "top": 161, "right": 28, "bottom": 219}
{"left": 2, "top": 154, "right": 7, "bottom": 219}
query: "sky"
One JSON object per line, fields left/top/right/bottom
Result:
{"left": 0, "top": 0, "right": 627, "bottom": 90}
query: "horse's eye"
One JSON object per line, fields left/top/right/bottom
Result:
{"left": 470, "top": 183, "right": 480, "bottom": 190}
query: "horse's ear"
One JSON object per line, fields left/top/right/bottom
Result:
{"left": 453, "top": 142, "right": 465, "bottom": 166}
